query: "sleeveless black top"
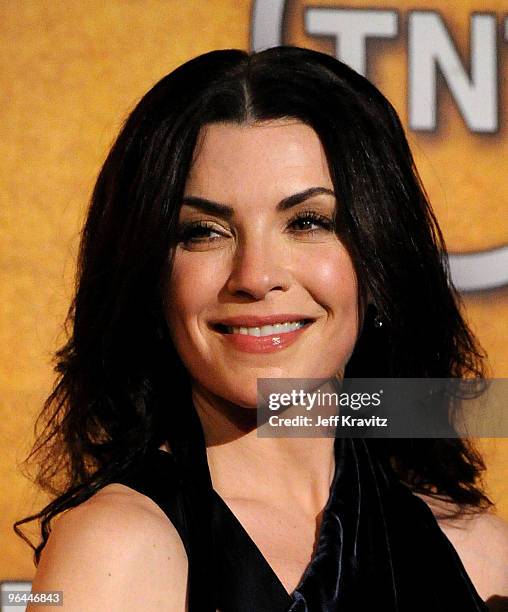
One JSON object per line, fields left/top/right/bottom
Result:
{"left": 112, "top": 418, "right": 489, "bottom": 611}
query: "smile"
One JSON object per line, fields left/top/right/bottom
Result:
{"left": 215, "top": 319, "right": 313, "bottom": 336}
{"left": 211, "top": 319, "right": 315, "bottom": 354}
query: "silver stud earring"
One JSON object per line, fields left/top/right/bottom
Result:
{"left": 373, "top": 313, "right": 384, "bottom": 329}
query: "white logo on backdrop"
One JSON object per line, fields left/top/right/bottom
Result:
{"left": 250, "top": 0, "right": 508, "bottom": 291}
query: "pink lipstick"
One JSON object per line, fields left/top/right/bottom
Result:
{"left": 209, "top": 314, "right": 315, "bottom": 354}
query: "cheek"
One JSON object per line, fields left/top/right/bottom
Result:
{"left": 306, "top": 247, "right": 358, "bottom": 314}
{"left": 165, "top": 253, "right": 221, "bottom": 329}
{"left": 315, "top": 249, "right": 359, "bottom": 368}
{"left": 165, "top": 259, "right": 198, "bottom": 328}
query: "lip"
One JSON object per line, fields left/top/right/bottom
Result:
{"left": 209, "top": 316, "right": 316, "bottom": 354}
{"left": 209, "top": 314, "right": 316, "bottom": 328}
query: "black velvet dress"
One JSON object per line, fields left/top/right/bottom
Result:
{"left": 112, "top": 408, "right": 489, "bottom": 611}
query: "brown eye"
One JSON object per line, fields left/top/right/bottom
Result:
{"left": 288, "top": 211, "right": 334, "bottom": 234}
{"left": 177, "top": 221, "right": 224, "bottom": 245}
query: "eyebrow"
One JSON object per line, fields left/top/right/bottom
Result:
{"left": 180, "top": 186, "right": 335, "bottom": 219}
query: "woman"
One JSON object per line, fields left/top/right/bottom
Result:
{"left": 16, "top": 46, "right": 508, "bottom": 611}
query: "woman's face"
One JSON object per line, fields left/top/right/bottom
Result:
{"left": 165, "top": 120, "right": 359, "bottom": 408}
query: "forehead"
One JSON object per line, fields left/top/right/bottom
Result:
{"left": 184, "top": 120, "right": 333, "bottom": 197}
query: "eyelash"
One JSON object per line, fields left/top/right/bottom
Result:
{"left": 177, "top": 211, "right": 335, "bottom": 245}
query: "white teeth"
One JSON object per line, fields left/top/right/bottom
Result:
{"left": 226, "top": 320, "right": 308, "bottom": 336}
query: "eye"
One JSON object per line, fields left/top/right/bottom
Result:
{"left": 287, "top": 210, "right": 335, "bottom": 235}
{"left": 176, "top": 221, "right": 226, "bottom": 246}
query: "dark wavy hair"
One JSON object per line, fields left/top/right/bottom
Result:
{"left": 14, "top": 46, "right": 493, "bottom": 566}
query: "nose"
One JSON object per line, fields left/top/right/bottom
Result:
{"left": 225, "top": 235, "right": 292, "bottom": 300}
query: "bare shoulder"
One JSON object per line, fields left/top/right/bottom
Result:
{"left": 28, "top": 483, "right": 188, "bottom": 612}
{"left": 415, "top": 493, "right": 508, "bottom": 602}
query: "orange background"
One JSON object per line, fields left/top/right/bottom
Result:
{"left": 1, "top": 1, "right": 506, "bottom": 580}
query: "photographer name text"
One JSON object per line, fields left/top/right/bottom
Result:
{"left": 268, "top": 414, "right": 388, "bottom": 428}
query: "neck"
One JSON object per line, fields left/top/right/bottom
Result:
{"left": 192, "top": 383, "right": 336, "bottom": 517}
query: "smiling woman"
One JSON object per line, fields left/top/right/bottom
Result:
{"left": 14, "top": 46, "right": 508, "bottom": 611}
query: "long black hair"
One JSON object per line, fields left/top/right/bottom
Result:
{"left": 14, "top": 46, "right": 492, "bottom": 566}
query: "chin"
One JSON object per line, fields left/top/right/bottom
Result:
{"left": 222, "top": 386, "right": 260, "bottom": 410}
{"left": 193, "top": 375, "right": 257, "bottom": 409}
